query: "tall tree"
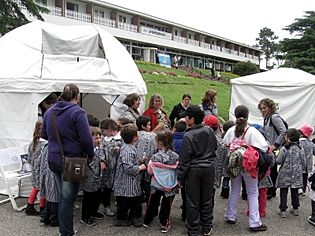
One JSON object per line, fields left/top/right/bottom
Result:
{"left": 256, "top": 27, "right": 279, "bottom": 69}
{"left": 279, "top": 11, "right": 315, "bottom": 75}
{"left": 0, "top": 0, "right": 48, "bottom": 36}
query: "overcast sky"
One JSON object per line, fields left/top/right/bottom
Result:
{"left": 103, "top": 0, "right": 314, "bottom": 46}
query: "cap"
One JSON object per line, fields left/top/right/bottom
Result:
{"left": 204, "top": 115, "right": 219, "bottom": 128}
{"left": 299, "top": 124, "right": 313, "bottom": 138}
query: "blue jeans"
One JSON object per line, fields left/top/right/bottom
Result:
{"left": 49, "top": 162, "right": 79, "bottom": 236}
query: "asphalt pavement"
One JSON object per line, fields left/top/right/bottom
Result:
{"left": 0, "top": 189, "right": 314, "bottom": 236}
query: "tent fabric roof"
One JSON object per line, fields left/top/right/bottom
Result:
{"left": 229, "top": 68, "right": 315, "bottom": 129}
{"left": 232, "top": 68, "right": 315, "bottom": 86}
{"left": 0, "top": 21, "right": 147, "bottom": 149}
{"left": 0, "top": 21, "right": 147, "bottom": 95}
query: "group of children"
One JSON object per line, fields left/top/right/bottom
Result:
{"left": 25, "top": 111, "right": 315, "bottom": 233}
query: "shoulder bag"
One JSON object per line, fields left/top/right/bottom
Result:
{"left": 52, "top": 112, "right": 88, "bottom": 183}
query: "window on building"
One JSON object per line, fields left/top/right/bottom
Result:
{"left": 188, "top": 34, "right": 192, "bottom": 39}
{"left": 146, "top": 24, "right": 153, "bottom": 28}
{"left": 94, "top": 9, "right": 105, "bottom": 18}
{"left": 66, "top": 2, "right": 79, "bottom": 12}
{"left": 119, "top": 15, "right": 126, "bottom": 23}
{"left": 174, "top": 30, "right": 178, "bottom": 36}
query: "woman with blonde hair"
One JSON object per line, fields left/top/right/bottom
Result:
{"left": 143, "top": 94, "right": 170, "bottom": 131}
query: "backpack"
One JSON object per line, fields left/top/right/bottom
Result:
{"left": 224, "top": 127, "right": 249, "bottom": 178}
{"left": 224, "top": 147, "right": 246, "bottom": 178}
{"left": 269, "top": 114, "right": 288, "bottom": 136}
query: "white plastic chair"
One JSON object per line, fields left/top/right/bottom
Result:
{"left": 0, "top": 147, "right": 32, "bottom": 211}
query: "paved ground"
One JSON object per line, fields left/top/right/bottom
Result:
{"left": 0, "top": 190, "right": 314, "bottom": 236}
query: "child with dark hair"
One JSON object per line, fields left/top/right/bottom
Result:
{"left": 220, "top": 120, "right": 235, "bottom": 199}
{"left": 99, "top": 118, "right": 121, "bottom": 217}
{"left": 39, "top": 144, "right": 59, "bottom": 227}
{"left": 172, "top": 120, "right": 187, "bottom": 221}
{"left": 87, "top": 114, "right": 100, "bottom": 127}
{"left": 308, "top": 170, "right": 315, "bottom": 226}
{"left": 25, "top": 121, "right": 47, "bottom": 215}
{"left": 113, "top": 124, "right": 146, "bottom": 227}
{"left": 80, "top": 127, "right": 104, "bottom": 226}
{"left": 135, "top": 115, "right": 157, "bottom": 203}
{"left": 143, "top": 131, "right": 179, "bottom": 233}
{"left": 276, "top": 128, "right": 305, "bottom": 218}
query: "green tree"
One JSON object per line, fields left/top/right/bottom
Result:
{"left": 256, "top": 27, "right": 279, "bottom": 69}
{"left": 232, "top": 61, "right": 260, "bottom": 76}
{"left": 279, "top": 11, "right": 315, "bottom": 75}
{"left": 0, "top": 0, "right": 48, "bottom": 35}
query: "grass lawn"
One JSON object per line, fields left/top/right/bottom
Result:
{"left": 136, "top": 62, "right": 233, "bottom": 121}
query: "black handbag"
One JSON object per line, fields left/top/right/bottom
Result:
{"left": 52, "top": 112, "right": 88, "bottom": 183}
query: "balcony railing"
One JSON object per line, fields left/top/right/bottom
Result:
{"left": 49, "top": 6, "right": 62, "bottom": 16}
{"left": 187, "top": 39, "right": 199, "bottom": 47}
{"left": 94, "top": 16, "right": 115, "bottom": 28}
{"left": 174, "top": 36, "right": 187, "bottom": 44}
{"left": 118, "top": 22, "right": 137, "bottom": 32}
{"left": 65, "top": 9, "right": 91, "bottom": 23}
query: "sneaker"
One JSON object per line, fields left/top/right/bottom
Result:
{"left": 249, "top": 224, "right": 267, "bottom": 232}
{"left": 308, "top": 216, "right": 315, "bottom": 226}
{"left": 91, "top": 212, "right": 104, "bottom": 220}
{"left": 114, "top": 219, "right": 131, "bottom": 227}
{"left": 142, "top": 223, "right": 149, "bottom": 228}
{"left": 298, "top": 189, "right": 305, "bottom": 195}
{"left": 226, "top": 219, "right": 236, "bottom": 225}
{"left": 290, "top": 208, "right": 299, "bottom": 216}
{"left": 131, "top": 217, "right": 143, "bottom": 227}
{"left": 25, "top": 204, "right": 39, "bottom": 216}
{"left": 203, "top": 228, "right": 213, "bottom": 236}
{"left": 161, "top": 220, "right": 171, "bottom": 233}
{"left": 80, "top": 218, "right": 97, "bottom": 227}
{"left": 277, "top": 210, "right": 287, "bottom": 218}
{"left": 104, "top": 207, "right": 115, "bottom": 217}
{"left": 220, "top": 188, "right": 229, "bottom": 199}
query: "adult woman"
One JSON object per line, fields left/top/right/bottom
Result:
{"left": 223, "top": 105, "right": 268, "bottom": 232}
{"left": 200, "top": 89, "right": 219, "bottom": 117}
{"left": 169, "top": 93, "right": 191, "bottom": 128}
{"left": 143, "top": 94, "right": 170, "bottom": 131}
{"left": 41, "top": 84, "right": 94, "bottom": 236}
{"left": 120, "top": 93, "right": 141, "bottom": 124}
{"left": 258, "top": 98, "right": 287, "bottom": 199}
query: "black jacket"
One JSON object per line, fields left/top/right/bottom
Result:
{"left": 169, "top": 103, "right": 187, "bottom": 128}
{"left": 309, "top": 172, "right": 315, "bottom": 191}
{"left": 177, "top": 124, "right": 217, "bottom": 183}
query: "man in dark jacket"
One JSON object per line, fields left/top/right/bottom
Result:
{"left": 177, "top": 105, "right": 217, "bottom": 236}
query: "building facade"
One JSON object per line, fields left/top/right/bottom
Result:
{"left": 20, "top": 0, "right": 262, "bottom": 71}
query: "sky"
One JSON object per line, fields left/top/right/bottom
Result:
{"left": 103, "top": 0, "right": 315, "bottom": 46}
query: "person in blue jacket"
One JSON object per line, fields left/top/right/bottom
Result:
{"left": 41, "top": 83, "right": 94, "bottom": 236}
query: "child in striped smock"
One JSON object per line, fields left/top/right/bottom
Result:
{"left": 99, "top": 118, "right": 122, "bottom": 217}
{"left": 113, "top": 124, "right": 147, "bottom": 227}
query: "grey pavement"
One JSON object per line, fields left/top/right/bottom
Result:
{"left": 0, "top": 190, "right": 314, "bottom": 236}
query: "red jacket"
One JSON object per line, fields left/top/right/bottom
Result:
{"left": 143, "top": 108, "right": 168, "bottom": 131}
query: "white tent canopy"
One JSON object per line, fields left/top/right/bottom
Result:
{"left": 0, "top": 21, "right": 147, "bottom": 149}
{"left": 229, "top": 68, "right": 315, "bottom": 128}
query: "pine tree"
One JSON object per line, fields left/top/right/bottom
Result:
{"left": 0, "top": 0, "right": 49, "bottom": 35}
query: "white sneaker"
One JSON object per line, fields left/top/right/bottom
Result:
{"left": 290, "top": 208, "right": 299, "bottom": 216}
{"left": 277, "top": 210, "right": 287, "bottom": 218}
